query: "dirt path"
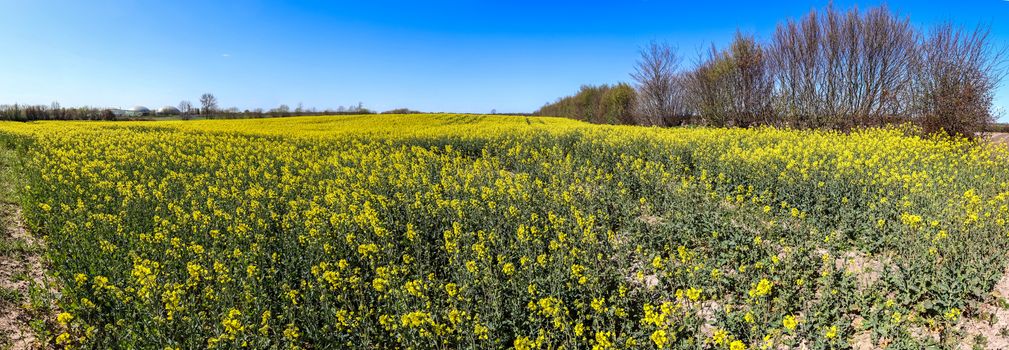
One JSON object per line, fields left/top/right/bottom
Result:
{"left": 0, "top": 138, "right": 49, "bottom": 350}
{"left": 0, "top": 204, "right": 46, "bottom": 349}
{"left": 984, "top": 132, "right": 1009, "bottom": 146}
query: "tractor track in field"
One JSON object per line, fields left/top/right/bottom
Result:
{"left": 0, "top": 139, "right": 52, "bottom": 350}
{"left": 0, "top": 204, "right": 47, "bottom": 349}
{"left": 986, "top": 132, "right": 1009, "bottom": 145}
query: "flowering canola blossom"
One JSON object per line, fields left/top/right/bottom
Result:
{"left": 2, "top": 114, "right": 1008, "bottom": 349}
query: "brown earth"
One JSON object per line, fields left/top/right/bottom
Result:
{"left": 984, "top": 132, "right": 1009, "bottom": 145}
{"left": 956, "top": 267, "right": 1009, "bottom": 349}
{"left": 0, "top": 141, "right": 50, "bottom": 349}
{"left": 0, "top": 204, "right": 47, "bottom": 349}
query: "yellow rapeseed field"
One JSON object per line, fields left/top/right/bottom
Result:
{"left": 1, "top": 114, "right": 1008, "bottom": 349}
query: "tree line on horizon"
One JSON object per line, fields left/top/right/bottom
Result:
{"left": 536, "top": 4, "right": 1007, "bottom": 137}
{"left": 0, "top": 93, "right": 383, "bottom": 121}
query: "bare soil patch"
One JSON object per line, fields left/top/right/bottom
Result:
{"left": 984, "top": 132, "right": 1009, "bottom": 146}
{"left": 956, "top": 267, "right": 1009, "bottom": 349}
{"left": 0, "top": 204, "right": 47, "bottom": 349}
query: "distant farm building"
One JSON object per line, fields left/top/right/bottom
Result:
{"left": 159, "top": 106, "right": 181, "bottom": 115}
{"left": 132, "top": 106, "right": 151, "bottom": 115}
{"left": 106, "top": 106, "right": 152, "bottom": 118}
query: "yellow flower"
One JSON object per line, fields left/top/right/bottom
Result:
{"left": 74, "top": 273, "right": 88, "bottom": 286}
{"left": 222, "top": 309, "right": 244, "bottom": 335}
{"left": 625, "top": 337, "right": 638, "bottom": 347}
{"left": 405, "top": 279, "right": 424, "bottom": 298}
{"left": 356, "top": 243, "right": 379, "bottom": 257}
{"left": 57, "top": 312, "right": 73, "bottom": 326}
{"left": 474, "top": 322, "right": 489, "bottom": 339}
{"left": 259, "top": 311, "right": 271, "bottom": 335}
{"left": 748, "top": 278, "right": 772, "bottom": 298}
{"left": 287, "top": 289, "right": 300, "bottom": 305}
{"left": 594, "top": 331, "right": 613, "bottom": 349}
{"left": 650, "top": 329, "right": 668, "bottom": 348}
{"left": 399, "top": 312, "right": 431, "bottom": 328}
{"left": 283, "top": 323, "right": 301, "bottom": 341}
{"left": 686, "top": 287, "right": 702, "bottom": 302}
{"left": 825, "top": 325, "right": 838, "bottom": 339}
{"left": 372, "top": 278, "right": 388, "bottom": 292}
{"left": 405, "top": 223, "right": 417, "bottom": 240}
{"left": 591, "top": 298, "right": 606, "bottom": 314}
{"left": 651, "top": 256, "right": 664, "bottom": 269}
{"left": 445, "top": 283, "right": 459, "bottom": 297}
{"left": 55, "top": 332, "right": 71, "bottom": 345}
{"left": 944, "top": 307, "right": 961, "bottom": 321}
{"left": 712, "top": 328, "right": 728, "bottom": 345}
{"left": 760, "top": 334, "right": 773, "bottom": 350}
{"left": 16, "top": 108, "right": 1001, "bottom": 347}
{"left": 782, "top": 315, "right": 798, "bottom": 331}
{"left": 570, "top": 264, "right": 586, "bottom": 278}
{"left": 514, "top": 336, "right": 534, "bottom": 350}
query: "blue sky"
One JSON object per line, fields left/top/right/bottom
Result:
{"left": 0, "top": 0, "right": 1007, "bottom": 116}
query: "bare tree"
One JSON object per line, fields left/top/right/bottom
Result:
{"left": 767, "top": 4, "right": 920, "bottom": 129}
{"left": 684, "top": 47, "right": 733, "bottom": 126}
{"left": 50, "top": 101, "right": 62, "bottom": 119}
{"left": 631, "top": 41, "right": 683, "bottom": 125}
{"left": 199, "top": 93, "right": 218, "bottom": 114}
{"left": 537, "top": 3, "right": 1005, "bottom": 135}
{"left": 852, "top": 6, "right": 917, "bottom": 125}
{"left": 684, "top": 32, "right": 774, "bottom": 127}
{"left": 728, "top": 32, "right": 774, "bottom": 126}
{"left": 768, "top": 9, "right": 826, "bottom": 127}
{"left": 913, "top": 23, "right": 1007, "bottom": 137}
{"left": 178, "top": 101, "right": 193, "bottom": 115}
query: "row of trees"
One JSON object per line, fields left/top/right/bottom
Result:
{"left": 0, "top": 103, "right": 118, "bottom": 121}
{"left": 381, "top": 108, "right": 423, "bottom": 114}
{"left": 533, "top": 84, "right": 638, "bottom": 124}
{"left": 176, "top": 94, "right": 377, "bottom": 119}
{"left": 0, "top": 93, "right": 378, "bottom": 121}
{"left": 538, "top": 4, "right": 1006, "bottom": 137}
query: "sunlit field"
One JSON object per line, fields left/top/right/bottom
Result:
{"left": 3, "top": 114, "right": 1009, "bottom": 349}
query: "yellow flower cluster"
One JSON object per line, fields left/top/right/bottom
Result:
{"left": 2, "top": 115, "right": 1007, "bottom": 348}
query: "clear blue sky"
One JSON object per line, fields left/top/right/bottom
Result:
{"left": 1, "top": 0, "right": 1007, "bottom": 116}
